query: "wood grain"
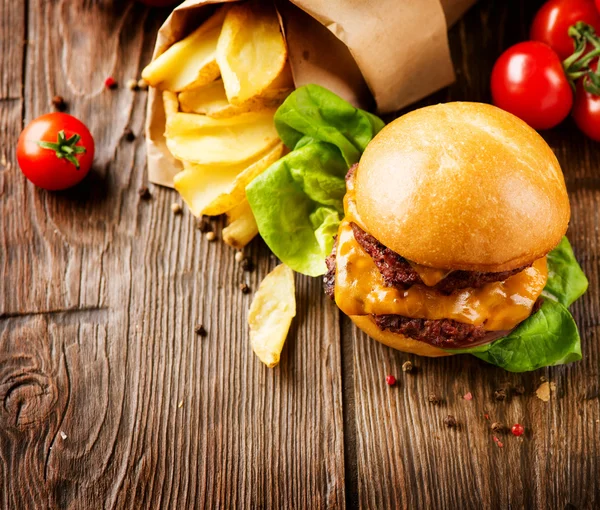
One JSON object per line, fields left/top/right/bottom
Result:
{"left": 1, "top": 1, "right": 344, "bottom": 508}
{"left": 347, "top": 1, "right": 600, "bottom": 509}
{"left": 1, "top": 0, "right": 599, "bottom": 509}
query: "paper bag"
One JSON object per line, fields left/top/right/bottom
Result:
{"left": 145, "top": 0, "right": 476, "bottom": 187}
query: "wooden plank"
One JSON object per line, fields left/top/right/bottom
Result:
{"left": 345, "top": 1, "right": 600, "bottom": 508}
{"left": 0, "top": 1, "right": 345, "bottom": 508}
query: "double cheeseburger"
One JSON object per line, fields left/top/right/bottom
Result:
{"left": 324, "top": 102, "right": 570, "bottom": 357}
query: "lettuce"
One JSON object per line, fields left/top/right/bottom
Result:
{"left": 247, "top": 85, "right": 384, "bottom": 276}
{"left": 446, "top": 237, "right": 587, "bottom": 372}
{"left": 543, "top": 236, "right": 589, "bottom": 306}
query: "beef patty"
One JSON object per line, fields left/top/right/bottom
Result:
{"left": 350, "top": 222, "right": 529, "bottom": 294}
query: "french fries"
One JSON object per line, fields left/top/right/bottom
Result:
{"left": 163, "top": 91, "right": 179, "bottom": 124}
{"left": 248, "top": 264, "right": 296, "bottom": 368}
{"left": 165, "top": 110, "right": 279, "bottom": 166}
{"left": 173, "top": 160, "right": 248, "bottom": 218}
{"left": 178, "top": 79, "right": 252, "bottom": 118}
{"left": 142, "top": 7, "right": 227, "bottom": 92}
{"left": 222, "top": 200, "right": 260, "bottom": 249}
{"left": 144, "top": 0, "right": 294, "bottom": 255}
{"left": 217, "top": 0, "right": 289, "bottom": 106}
{"left": 202, "top": 142, "right": 284, "bottom": 215}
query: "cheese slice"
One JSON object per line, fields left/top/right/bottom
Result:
{"left": 408, "top": 262, "right": 451, "bottom": 287}
{"left": 333, "top": 219, "right": 548, "bottom": 331}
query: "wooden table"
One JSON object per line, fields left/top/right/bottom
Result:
{"left": 1, "top": 0, "right": 599, "bottom": 508}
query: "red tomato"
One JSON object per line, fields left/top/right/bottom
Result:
{"left": 491, "top": 41, "right": 573, "bottom": 130}
{"left": 17, "top": 113, "right": 95, "bottom": 191}
{"left": 531, "top": 0, "right": 600, "bottom": 59}
{"left": 573, "top": 75, "right": 600, "bottom": 140}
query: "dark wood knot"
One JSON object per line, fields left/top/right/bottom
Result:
{"left": 1, "top": 372, "right": 58, "bottom": 429}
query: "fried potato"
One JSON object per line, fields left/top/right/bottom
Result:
{"left": 223, "top": 200, "right": 259, "bottom": 249}
{"left": 248, "top": 264, "right": 296, "bottom": 368}
{"left": 165, "top": 110, "right": 279, "bottom": 166}
{"left": 217, "top": 0, "right": 288, "bottom": 106}
{"left": 178, "top": 79, "right": 252, "bottom": 118}
{"left": 174, "top": 161, "right": 246, "bottom": 217}
{"left": 163, "top": 91, "right": 179, "bottom": 123}
{"left": 142, "top": 7, "right": 227, "bottom": 92}
{"left": 173, "top": 143, "right": 283, "bottom": 217}
{"left": 202, "top": 142, "right": 284, "bottom": 215}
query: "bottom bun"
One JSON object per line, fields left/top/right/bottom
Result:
{"left": 350, "top": 315, "right": 452, "bottom": 357}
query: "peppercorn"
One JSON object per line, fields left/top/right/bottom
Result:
{"left": 427, "top": 393, "right": 440, "bottom": 405}
{"left": 104, "top": 76, "right": 118, "bottom": 89}
{"left": 206, "top": 231, "right": 216, "bottom": 242}
{"left": 196, "top": 216, "right": 212, "bottom": 233}
{"left": 444, "top": 415, "right": 457, "bottom": 428}
{"left": 195, "top": 325, "right": 207, "bottom": 337}
{"left": 493, "top": 388, "right": 507, "bottom": 401}
{"left": 52, "top": 95, "right": 66, "bottom": 111}
{"left": 240, "top": 258, "right": 254, "bottom": 272}
{"left": 138, "top": 186, "right": 152, "bottom": 200}
{"left": 123, "top": 128, "right": 135, "bottom": 142}
{"left": 137, "top": 78, "right": 149, "bottom": 90}
{"left": 126, "top": 78, "right": 139, "bottom": 91}
{"left": 235, "top": 251, "right": 244, "bottom": 263}
{"left": 239, "top": 283, "right": 250, "bottom": 294}
{"left": 171, "top": 203, "right": 183, "bottom": 215}
{"left": 491, "top": 422, "right": 505, "bottom": 433}
{"left": 402, "top": 361, "right": 413, "bottom": 372}
{"left": 514, "top": 385, "right": 526, "bottom": 395}
{"left": 385, "top": 375, "right": 396, "bottom": 386}
{"left": 511, "top": 423, "right": 525, "bottom": 437}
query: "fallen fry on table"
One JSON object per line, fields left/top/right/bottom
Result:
{"left": 248, "top": 264, "right": 296, "bottom": 368}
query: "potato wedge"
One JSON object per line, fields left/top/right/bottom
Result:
{"left": 174, "top": 161, "right": 246, "bottom": 217}
{"left": 163, "top": 91, "right": 179, "bottom": 124}
{"left": 165, "top": 110, "right": 279, "bottom": 166}
{"left": 178, "top": 79, "right": 253, "bottom": 118}
{"left": 223, "top": 200, "right": 259, "bottom": 250}
{"left": 202, "top": 142, "right": 284, "bottom": 215}
{"left": 248, "top": 264, "right": 296, "bottom": 368}
{"left": 217, "top": 0, "right": 288, "bottom": 106}
{"left": 142, "top": 7, "right": 226, "bottom": 92}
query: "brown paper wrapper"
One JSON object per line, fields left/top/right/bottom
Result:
{"left": 146, "top": 0, "right": 476, "bottom": 187}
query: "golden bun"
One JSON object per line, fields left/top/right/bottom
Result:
{"left": 355, "top": 102, "right": 570, "bottom": 272}
{"left": 350, "top": 315, "right": 451, "bottom": 357}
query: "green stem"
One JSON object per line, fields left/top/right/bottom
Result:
{"left": 37, "top": 130, "right": 86, "bottom": 169}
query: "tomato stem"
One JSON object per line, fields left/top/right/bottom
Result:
{"left": 37, "top": 130, "right": 87, "bottom": 169}
{"left": 564, "top": 22, "right": 600, "bottom": 95}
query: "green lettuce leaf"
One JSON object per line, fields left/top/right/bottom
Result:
{"left": 449, "top": 300, "right": 581, "bottom": 372}
{"left": 543, "top": 236, "right": 589, "bottom": 306}
{"left": 247, "top": 142, "right": 346, "bottom": 276}
{"left": 247, "top": 85, "right": 384, "bottom": 276}
{"left": 446, "top": 236, "right": 587, "bottom": 371}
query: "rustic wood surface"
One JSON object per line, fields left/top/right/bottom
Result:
{"left": 0, "top": 0, "right": 598, "bottom": 508}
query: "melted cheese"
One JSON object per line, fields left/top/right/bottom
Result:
{"left": 408, "top": 262, "right": 451, "bottom": 286}
{"left": 334, "top": 219, "right": 548, "bottom": 331}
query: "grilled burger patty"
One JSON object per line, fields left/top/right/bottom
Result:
{"left": 350, "top": 222, "right": 528, "bottom": 294}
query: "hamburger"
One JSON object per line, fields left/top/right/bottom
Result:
{"left": 324, "top": 102, "right": 578, "bottom": 360}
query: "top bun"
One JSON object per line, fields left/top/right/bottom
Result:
{"left": 354, "top": 102, "right": 570, "bottom": 272}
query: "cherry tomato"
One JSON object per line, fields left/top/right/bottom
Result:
{"left": 491, "top": 41, "right": 573, "bottom": 130}
{"left": 17, "top": 113, "right": 95, "bottom": 190}
{"left": 573, "top": 75, "right": 600, "bottom": 140}
{"left": 531, "top": 0, "right": 600, "bottom": 60}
